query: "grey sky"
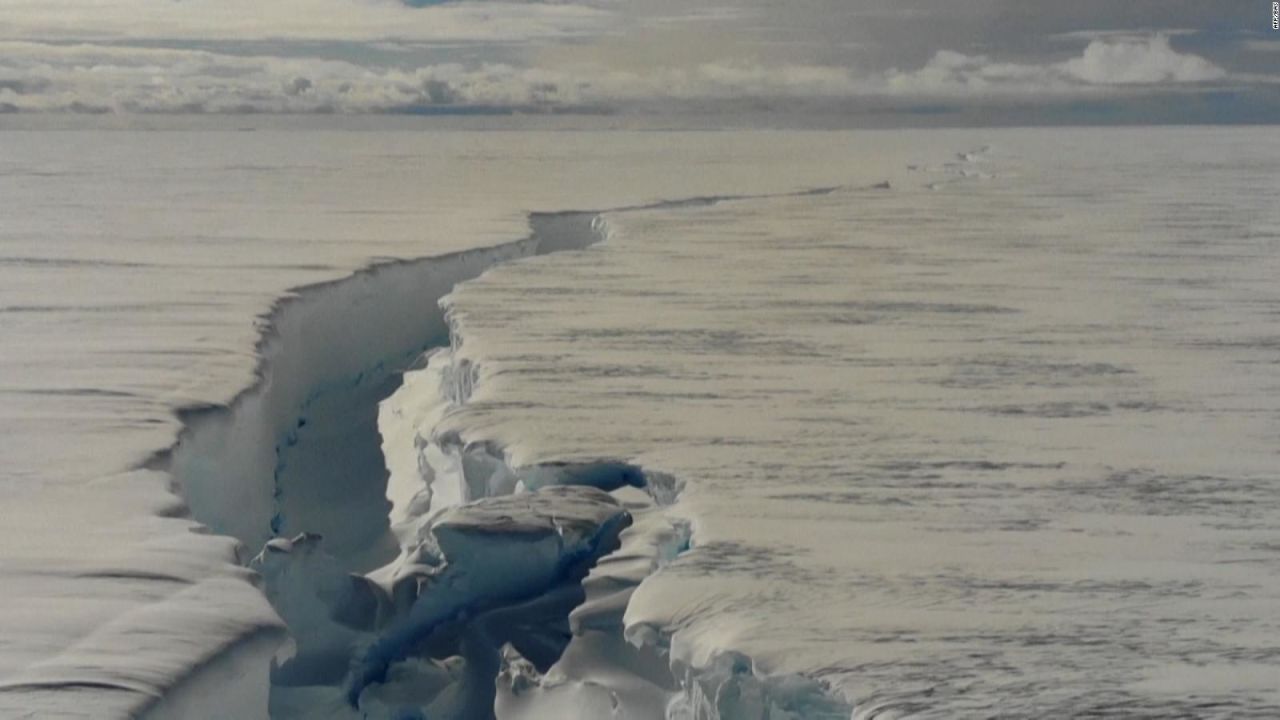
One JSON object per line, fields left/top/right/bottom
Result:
{"left": 0, "top": 0, "right": 1276, "bottom": 122}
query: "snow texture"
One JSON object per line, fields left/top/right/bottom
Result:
{"left": 438, "top": 132, "right": 1280, "bottom": 718}
{"left": 5, "top": 128, "right": 1278, "bottom": 718}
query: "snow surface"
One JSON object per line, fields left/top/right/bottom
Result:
{"left": 0, "top": 128, "right": 947, "bottom": 718}
{"left": 3, "top": 127, "right": 1278, "bottom": 718}
{"left": 435, "top": 128, "right": 1280, "bottom": 717}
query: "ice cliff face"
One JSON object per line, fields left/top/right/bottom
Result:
{"left": 360, "top": 297, "right": 844, "bottom": 720}
{"left": 362, "top": 210, "right": 856, "bottom": 720}
{"left": 167, "top": 233, "right": 546, "bottom": 564}
{"left": 157, "top": 210, "right": 622, "bottom": 718}
{"left": 256, "top": 485, "right": 635, "bottom": 719}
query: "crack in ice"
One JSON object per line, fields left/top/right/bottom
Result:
{"left": 158, "top": 187, "right": 859, "bottom": 719}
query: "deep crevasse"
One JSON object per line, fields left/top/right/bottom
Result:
{"left": 155, "top": 211, "right": 610, "bottom": 719}
{"left": 163, "top": 194, "right": 857, "bottom": 720}
{"left": 224, "top": 208, "right": 688, "bottom": 718}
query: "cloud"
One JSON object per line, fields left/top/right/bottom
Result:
{"left": 0, "top": 34, "right": 1240, "bottom": 115}
{"left": 0, "top": 42, "right": 590, "bottom": 113}
{"left": 887, "top": 34, "right": 1227, "bottom": 96}
{"left": 0, "top": 40, "right": 871, "bottom": 114}
{"left": 0, "top": 0, "right": 1268, "bottom": 124}
{"left": 1061, "top": 35, "right": 1226, "bottom": 83}
{"left": 886, "top": 50, "right": 1056, "bottom": 96}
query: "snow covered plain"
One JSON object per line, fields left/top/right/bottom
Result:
{"left": 1, "top": 126, "right": 1278, "bottom": 718}
{"left": 419, "top": 129, "right": 1280, "bottom": 718}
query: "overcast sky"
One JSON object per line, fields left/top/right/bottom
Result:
{"left": 1, "top": 0, "right": 1277, "bottom": 122}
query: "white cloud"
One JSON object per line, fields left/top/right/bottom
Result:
{"left": 0, "top": 34, "right": 1236, "bottom": 115}
{"left": 0, "top": 40, "right": 872, "bottom": 113}
{"left": 886, "top": 34, "right": 1227, "bottom": 96}
{"left": 0, "top": 42, "right": 583, "bottom": 113}
{"left": 1061, "top": 35, "right": 1225, "bottom": 84}
{"left": 886, "top": 50, "right": 1060, "bottom": 95}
